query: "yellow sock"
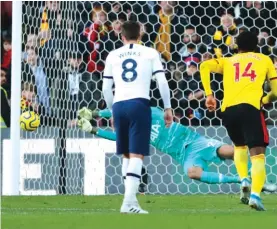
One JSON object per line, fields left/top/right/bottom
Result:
{"left": 234, "top": 146, "right": 248, "bottom": 180}
{"left": 251, "top": 154, "right": 266, "bottom": 196}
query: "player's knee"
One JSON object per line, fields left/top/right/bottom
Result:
{"left": 249, "top": 146, "right": 266, "bottom": 156}
{"left": 187, "top": 167, "right": 202, "bottom": 180}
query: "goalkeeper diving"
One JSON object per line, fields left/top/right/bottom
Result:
{"left": 78, "top": 106, "right": 276, "bottom": 191}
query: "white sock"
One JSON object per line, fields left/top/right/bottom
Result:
{"left": 123, "top": 158, "right": 143, "bottom": 205}
{"left": 122, "top": 158, "right": 129, "bottom": 187}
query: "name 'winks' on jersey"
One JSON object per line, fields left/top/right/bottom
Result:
{"left": 103, "top": 43, "right": 164, "bottom": 104}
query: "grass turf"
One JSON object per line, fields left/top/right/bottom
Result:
{"left": 2, "top": 195, "right": 277, "bottom": 229}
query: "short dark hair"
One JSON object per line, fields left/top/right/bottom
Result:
{"left": 185, "top": 25, "right": 195, "bottom": 31}
{"left": 1, "top": 67, "right": 8, "bottom": 73}
{"left": 2, "top": 33, "right": 11, "bottom": 43}
{"left": 121, "top": 21, "right": 140, "bottom": 41}
{"left": 236, "top": 31, "right": 258, "bottom": 52}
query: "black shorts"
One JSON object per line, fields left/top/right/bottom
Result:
{"left": 222, "top": 103, "right": 269, "bottom": 149}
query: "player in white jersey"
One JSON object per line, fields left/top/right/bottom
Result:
{"left": 102, "top": 21, "right": 173, "bottom": 214}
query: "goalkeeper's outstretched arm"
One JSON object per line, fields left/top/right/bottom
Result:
{"left": 77, "top": 107, "right": 112, "bottom": 120}
{"left": 97, "top": 128, "right": 116, "bottom": 141}
{"left": 78, "top": 117, "right": 116, "bottom": 141}
{"left": 77, "top": 107, "right": 116, "bottom": 141}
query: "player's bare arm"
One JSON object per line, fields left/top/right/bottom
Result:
{"left": 262, "top": 57, "right": 277, "bottom": 104}
{"left": 200, "top": 59, "right": 223, "bottom": 111}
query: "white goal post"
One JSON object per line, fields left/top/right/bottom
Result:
{"left": 9, "top": 0, "right": 23, "bottom": 195}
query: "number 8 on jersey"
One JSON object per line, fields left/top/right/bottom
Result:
{"left": 121, "top": 58, "right": 138, "bottom": 82}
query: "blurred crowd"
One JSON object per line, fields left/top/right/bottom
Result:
{"left": 1, "top": 1, "right": 277, "bottom": 129}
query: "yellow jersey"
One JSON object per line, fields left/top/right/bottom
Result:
{"left": 200, "top": 52, "right": 277, "bottom": 111}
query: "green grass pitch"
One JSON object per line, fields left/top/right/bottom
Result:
{"left": 2, "top": 194, "right": 277, "bottom": 229}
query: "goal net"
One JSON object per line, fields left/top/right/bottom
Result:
{"left": 2, "top": 1, "right": 277, "bottom": 195}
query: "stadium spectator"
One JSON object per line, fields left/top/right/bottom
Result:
{"left": 139, "top": 23, "right": 152, "bottom": 47}
{"left": 257, "top": 28, "right": 274, "bottom": 56}
{"left": 64, "top": 52, "right": 83, "bottom": 126}
{"left": 107, "top": 2, "right": 122, "bottom": 22}
{"left": 212, "top": 14, "right": 237, "bottom": 58}
{"left": 83, "top": 7, "right": 110, "bottom": 73}
{"left": 0, "top": 67, "right": 10, "bottom": 128}
{"left": 1, "top": 33, "right": 12, "bottom": 70}
{"left": 39, "top": 1, "right": 66, "bottom": 75}
{"left": 22, "top": 47, "right": 51, "bottom": 115}
{"left": 179, "top": 26, "right": 206, "bottom": 62}
{"left": 105, "top": 13, "right": 127, "bottom": 52}
{"left": 149, "top": 1, "right": 188, "bottom": 63}
{"left": 1, "top": 1, "right": 12, "bottom": 34}
{"left": 1, "top": 33, "right": 12, "bottom": 95}
{"left": 0, "top": 66, "right": 10, "bottom": 93}
{"left": 171, "top": 61, "right": 202, "bottom": 125}
{"left": 22, "top": 34, "right": 40, "bottom": 61}
{"left": 21, "top": 81, "right": 39, "bottom": 113}
{"left": 39, "top": 1, "right": 69, "bottom": 44}
{"left": 216, "top": 1, "right": 241, "bottom": 20}
{"left": 0, "top": 68, "right": 8, "bottom": 89}
{"left": 22, "top": 1, "right": 43, "bottom": 36}
{"left": 26, "top": 34, "right": 40, "bottom": 49}
{"left": 39, "top": 2, "right": 82, "bottom": 67}
{"left": 240, "top": 1, "right": 276, "bottom": 34}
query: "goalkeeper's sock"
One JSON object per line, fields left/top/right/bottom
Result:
{"left": 122, "top": 158, "right": 129, "bottom": 187}
{"left": 251, "top": 154, "right": 266, "bottom": 197}
{"left": 200, "top": 171, "right": 240, "bottom": 184}
{"left": 234, "top": 146, "right": 249, "bottom": 181}
{"left": 123, "top": 158, "right": 142, "bottom": 205}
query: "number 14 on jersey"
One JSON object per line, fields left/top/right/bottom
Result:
{"left": 233, "top": 62, "right": 257, "bottom": 82}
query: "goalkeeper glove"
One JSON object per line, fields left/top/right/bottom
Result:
{"left": 77, "top": 118, "right": 98, "bottom": 134}
{"left": 78, "top": 107, "right": 99, "bottom": 120}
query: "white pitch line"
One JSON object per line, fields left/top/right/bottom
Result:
{"left": 2, "top": 207, "right": 277, "bottom": 215}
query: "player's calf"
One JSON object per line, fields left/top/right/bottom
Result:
{"left": 187, "top": 167, "right": 240, "bottom": 184}
{"left": 249, "top": 147, "right": 266, "bottom": 202}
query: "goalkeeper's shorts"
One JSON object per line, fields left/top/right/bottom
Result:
{"left": 113, "top": 98, "right": 151, "bottom": 156}
{"left": 182, "top": 137, "right": 225, "bottom": 174}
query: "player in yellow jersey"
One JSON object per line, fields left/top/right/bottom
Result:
{"left": 200, "top": 31, "right": 277, "bottom": 211}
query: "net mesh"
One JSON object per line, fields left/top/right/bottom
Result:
{"left": 16, "top": 1, "right": 277, "bottom": 195}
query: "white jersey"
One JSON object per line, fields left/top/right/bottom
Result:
{"left": 103, "top": 44, "right": 164, "bottom": 103}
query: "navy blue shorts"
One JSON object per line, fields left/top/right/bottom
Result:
{"left": 112, "top": 98, "right": 151, "bottom": 156}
